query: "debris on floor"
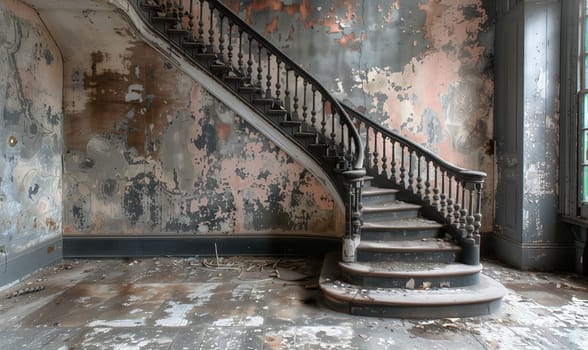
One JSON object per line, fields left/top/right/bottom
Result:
{"left": 0, "top": 257, "right": 586, "bottom": 349}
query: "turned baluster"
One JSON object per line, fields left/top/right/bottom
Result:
{"left": 399, "top": 146, "right": 406, "bottom": 188}
{"left": 439, "top": 170, "right": 446, "bottom": 216}
{"left": 218, "top": 15, "right": 225, "bottom": 60}
{"left": 474, "top": 183, "right": 483, "bottom": 238}
{"left": 408, "top": 151, "right": 415, "bottom": 193}
{"left": 425, "top": 160, "right": 431, "bottom": 205}
{"left": 187, "top": 0, "right": 195, "bottom": 41}
{"left": 246, "top": 36, "right": 253, "bottom": 83}
{"left": 197, "top": 1, "right": 204, "bottom": 42}
{"left": 237, "top": 30, "right": 244, "bottom": 74}
{"left": 460, "top": 184, "right": 468, "bottom": 235}
{"left": 310, "top": 89, "right": 317, "bottom": 131}
{"left": 292, "top": 74, "right": 299, "bottom": 122}
{"left": 275, "top": 61, "right": 282, "bottom": 106}
{"left": 416, "top": 155, "right": 423, "bottom": 198}
{"left": 265, "top": 52, "right": 272, "bottom": 99}
{"left": 321, "top": 97, "right": 328, "bottom": 139}
{"left": 284, "top": 68, "right": 290, "bottom": 115}
{"left": 453, "top": 181, "right": 461, "bottom": 229}
{"left": 446, "top": 176, "right": 454, "bottom": 224}
{"left": 391, "top": 141, "right": 396, "bottom": 184}
{"left": 373, "top": 132, "right": 379, "bottom": 171}
{"left": 466, "top": 186, "right": 475, "bottom": 240}
{"left": 256, "top": 43, "right": 263, "bottom": 90}
{"left": 227, "top": 22, "right": 235, "bottom": 65}
{"left": 207, "top": 4, "right": 215, "bottom": 53}
{"left": 381, "top": 136, "right": 388, "bottom": 177}
{"left": 363, "top": 125, "right": 371, "bottom": 169}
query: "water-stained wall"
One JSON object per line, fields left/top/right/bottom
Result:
{"left": 223, "top": 0, "right": 495, "bottom": 231}
{"left": 39, "top": 6, "right": 341, "bottom": 236}
{"left": 0, "top": 0, "right": 63, "bottom": 284}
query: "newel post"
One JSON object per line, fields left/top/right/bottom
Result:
{"left": 341, "top": 169, "right": 366, "bottom": 262}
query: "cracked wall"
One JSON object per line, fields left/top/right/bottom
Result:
{"left": 0, "top": 0, "right": 63, "bottom": 261}
{"left": 224, "top": 0, "right": 495, "bottom": 231}
{"left": 50, "top": 7, "right": 342, "bottom": 236}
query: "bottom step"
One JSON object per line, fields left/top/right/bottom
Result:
{"left": 319, "top": 252, "right": 505, "bottom": 319}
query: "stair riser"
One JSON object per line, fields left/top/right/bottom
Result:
{"left": 347, "top": 299, "right": 503, "bottom": 319}
{"left": 362, "top": 208, "right": 419, "bottom": 221}
{"left": 342, "top": 271, "right": 480, "bottom": 289}
{"left": 357, "top": 250, "right": 459, "bottom": 263}
{"left": 362, "top": 193, "right": 397, "bottom": 205}
{"left": 361, "top": 229, "right": 442, "bottom": 241}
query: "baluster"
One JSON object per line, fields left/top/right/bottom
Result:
{"left": 431, "top": 166, "right": 439, "bottom": 209}
{"left": 425, "top": 160, "right": 431, "bottom": 205}
{"left": 292, "top": 74, "right": 299, "bottom": 122}
{"left": 466, "top": 186, "right": 475, "bottom": 239}
{"left": 336, "top": 110, "right": 343, "bottom": 156}
{"left": 460, "top": 184, "right": 468, "bottom": 235}
{"left": 227, "top": 21, "right": 234, "bottom": 65}
{"left": 453, "top": 181, "right": 461, "bottom": 229}
{"left": 474, "top": 183, "right": 483, "bottom": 238}
{"left": 246, "top": 36, "right": 254, "bottom": 83}
{"left": 197, "top": 1, "right": 204, "bottom": 43}
{"left": 373, "top": 132, "right": 379, "bottom": 171}
{"left": 266, "top": 52, "right": 272, "bottom": 99}
{"left": 166, "top": 0, "right": 173, "bottom": 17}
{"left": 346, "top": 128, "right": 353, "bottom": 167}
{"left": 208, "top": 4, "right": 215, "bottom": 53}
{"left": 275, "top": 61, "right": 282, "bottom": 106}
{"left": 330, "top": 102, "right": 343, "bottom": 154}
{"left": 218, "top": 15, "right": 225, "bottom": 60}
{"left": 321, "top": 97, "right": 328, "bottom": 139}
{"left": 381, "top": 137, "right": 388, "bottom": 177}
{"left": 302, "top": 80, "right": 308, "bottom": 130}
{"left": 310, "top": 88, "right": 317, "bottom": 131}
{"left": 256, "top": 43, "right": 263, "bottom": 90}
{"left": 390, "top": 141, "right": 396, "bottom": 184}
{"left": 363, "top": 125, "right": 371, "bottom": 169}
{"left": 408, "top": 151, "right": 415, "bottom": 193}
{"left": 177, "top": 1, "right": 184, "bottom": 30}
{"left": 399, "top": 146, "right": 406, "bottom": 188}
{"left": 284, "top": 68, "right": 290, "bottom": 115}
{"left": 446, "top": 176, "right": 453, "bottom": 224}
{"left": 187, "top": 0, "right": 195, "bottom": 41}
{"left": 237, "top": 30, "right": 244, "bottom": 74}
{"left": 439, "top": 171, "right": 446, "bottom": 216}
{"left": 416, "top": 155, "right": 423, "bottom": 198}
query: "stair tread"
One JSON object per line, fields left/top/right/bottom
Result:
{"left": 320, "top": 253, "right": 505, "bottom": 309}
{"left": 362, "top": 218, "right": 444, "bottom": 230}
{"left": 357, "top": 239, "right": 460, "bottom": 252}
{"left": 321, "top": 274, "right": 505, "bottom": 306}
{"left": 339, "top": 261, "right": 481, "bottom": 277}
{"left": 362, "top": 201, "right": 421, "bottom": 212}
{"left": 362, "top": 187, "right": 399, "bottom": 196}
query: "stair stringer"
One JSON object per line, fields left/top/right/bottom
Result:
{"left": 108, "top": 0, "right": 345, "bottom": 214}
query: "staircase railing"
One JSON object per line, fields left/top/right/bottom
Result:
{"left": 344, "top": 104, "right": 486, "bottom": 265}
{"left": 129, "top": 0, "right": 485, "bottom": 265}
{"left": 130, "top": 0, "right": 365, "bottom": 260}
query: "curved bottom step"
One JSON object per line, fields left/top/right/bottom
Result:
{"left": 320, "top": 252, "right": 506, "bottom": 319}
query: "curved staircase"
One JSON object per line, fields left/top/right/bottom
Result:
{"left": 124, "top": 0, "right": 505, "bottom": 318}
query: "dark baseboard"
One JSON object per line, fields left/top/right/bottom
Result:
{"left": 63, "top": 235, "right": 342, "bottom": 258}
{"left": 0, "top": 237, "right": 62, "bottom": 289}
{"left": 488, "top": 234, "right": 576, "bottom": 271}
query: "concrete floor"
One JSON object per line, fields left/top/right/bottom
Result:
{"left": 0, "top": 256, "right": 587, "bottom": 350}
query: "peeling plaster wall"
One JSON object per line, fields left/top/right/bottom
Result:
{"left": 38, "top": 6, "right": 341, "bottom": 236}
{"left": 223, "top": 0, "right": 496, "bottom": 231}
{"left": 0, "top": 0, "right": 63, "bottom": 284}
